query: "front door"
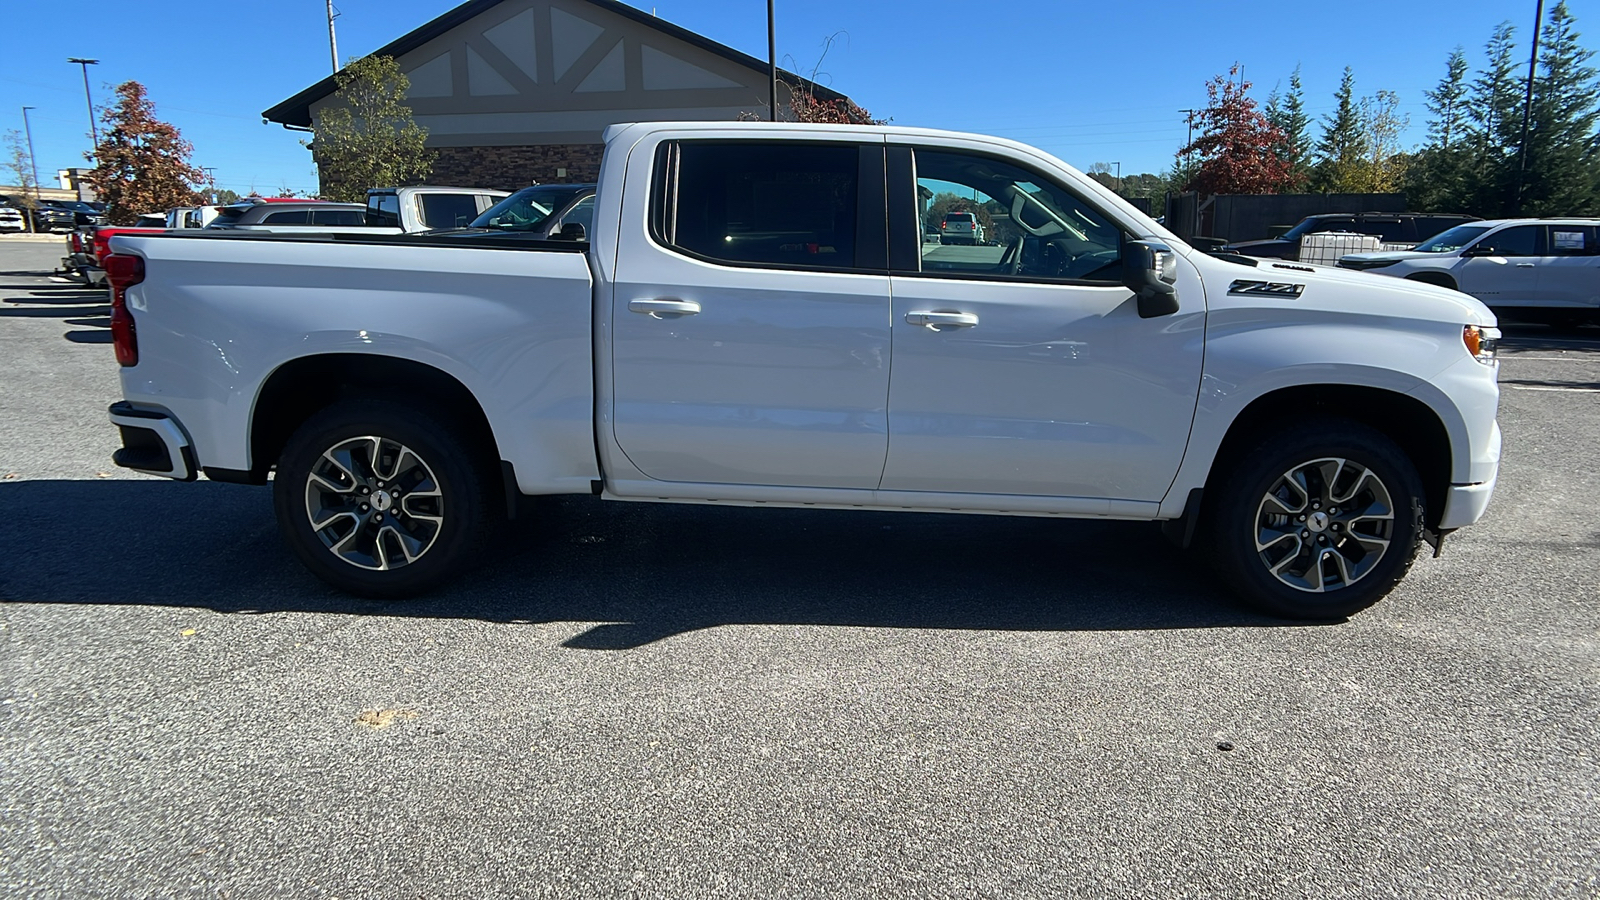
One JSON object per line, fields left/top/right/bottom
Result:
{"left": 880, "top": 144, "right": 1205, "bottom": 501}
{"left": 609, "top": 138, "right": 892, "bottom": 489}
{"left": 1459, "top": 223, "right": 1543, "bottom": 306}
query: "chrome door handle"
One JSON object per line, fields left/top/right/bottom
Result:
{"left": 905, "top": 310, "right": 979, "bottom": 329}
{"left": 628, "top": 298, "right": 702, "bottom": 317}
{"left": 1516, "top": 263, "right": 1536, "bottom": 268}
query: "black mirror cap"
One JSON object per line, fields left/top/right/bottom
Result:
{"left": 1124, "top": 240, "right": 1181, "bottom": 318}
{"left": 553, "top": 222, "right": 587, "bottom": 241}
{"left": 1463, "top": 244, "right": 1496, "bottom": 257}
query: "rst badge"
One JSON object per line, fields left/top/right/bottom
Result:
{"left": 1227, "top": 280, "right": 1306, "bottom": 298}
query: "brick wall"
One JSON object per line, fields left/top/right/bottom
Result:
{"left": 427, "top": 144, "right": 607, "bottom": 190}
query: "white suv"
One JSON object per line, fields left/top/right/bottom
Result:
{"left": 1340, "top": 218, "right": 1600, "bottom": 322}
{"left": 940, "top": 210, "right": 985, "bottom": 245}
{"left": 0, "top": 205, "right": 24, "bottom": 233}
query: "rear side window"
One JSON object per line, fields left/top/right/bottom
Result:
{"left": 657, "top": 141, "right": 860, "bottom": 270}
{"left": 1363, "top": 219, "right": 1407, "bottom": 242}
{"left": 417, "top": 193, "right": 481, "bottom": 229}
{"left": 311, "top": 209, "right": 365, "bottom": 226}
{"left": 367, "top": 194, "right": 400, "bottom": 228}
{"left": 262, "top": 210, "right": 309, "bottom": 225}
{"left": 1548, "top": 226, "right": 1597, "bottom": 256}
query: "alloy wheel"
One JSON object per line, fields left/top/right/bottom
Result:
{"left": 303, "top": 436, "right": 444, "bottom": 571}
{"left": 1253, "top": 457, "right": 1394, "bottom": 593}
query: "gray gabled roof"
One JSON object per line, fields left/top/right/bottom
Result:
{"left": 262, "top": 0, "right": 847, "bottom": 127}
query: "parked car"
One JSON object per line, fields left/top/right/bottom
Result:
{"left": 940, "top": 210, "right": 985, "bottom": 245}
{"left": 74, "top": 225, "right": 168, "bottom": 284}
{"left": 365, "top": 186, "right": 510, "bottom": 233}
{"left": 134, "top": 213, "right": 167, "bottom": 228}
{"left": 205, "top": 199, "right": 388, "bottom": 233}
{"left": 1339, "top": 218, "right": 1600, "bottom": 322}
{"left": 1228, "top": 213, "right": 1481, "bottom": 260}
{"left": 0, "top": 196, "right": 74, "bottom": 233}
{"left": 0, "top": 205, "right": 24, "bottom": 233}
{"left": 39, "top": 199, "right": 106, "bottom": 228}
{"left": 431, "top": 184, "right": 597, "bottom": 240}
{"left": 103, "top": 120, "right": 1502, "bottom": 621}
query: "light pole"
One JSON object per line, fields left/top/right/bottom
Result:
{"left": 68, "top": 58, "right": 100, "bottom": 151}
{"left": 20, "top": 106, "right": 40, "bottom": 233}
{"left": 767, "top": 0, "right": 777, "bottom": 122}
{"left": 1513, "top": 0, "right": 1546, "bottom": 215}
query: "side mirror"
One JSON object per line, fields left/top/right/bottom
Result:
{"left": 1463, "top": 244, "right": 1497, "bottom": 258}
{"left": 1123, "top": 240, "right": 1180, "bottom": 318}
{"left": 553, "top": 222, "right": 587, "bottom": 241}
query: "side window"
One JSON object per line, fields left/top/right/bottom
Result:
{"left": 559, "top": 196, "right": 595, "bottom": 235}
{"left": 1548, "top": 226, "right": 1597, "bottom": 256}
{"left": 1477, "top": 225, "right": 1540, "bottom": 257}
{"left": 366, "top": 194, "right": 400, "bottom": 228}
{"left": 312, "top": 209, "right": 365, "bottom": 226}
{"left": 262, "top": 210, "right": 309, "bottom": 225}
{"left": 908, "top": 147, "right": 1123, "bottom": 283}
{"left": 657, "top": 141, "right": 859, "bottom": 270}
{"left": 417, "top": 193, "right": 480, "bottom": 229}
{"left": 1363, "top": 219, "right": 1407, "bottom": 242}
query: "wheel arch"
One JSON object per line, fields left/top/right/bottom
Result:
{"left": 1205, "top": 384, "right": 1453, "bottom": 527}
{"left": 246, "top": 354, "right": 506, "bottom": 502}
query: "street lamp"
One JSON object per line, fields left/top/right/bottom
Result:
{"left": 68, "top": 58, "right": 99, "bottom": 151}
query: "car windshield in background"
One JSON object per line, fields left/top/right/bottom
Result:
{"left": 1414, "top": 225, "right": 1493, "bottom": 253}
{"left": 472, "top": 186, "right": 588, "bottom": 230}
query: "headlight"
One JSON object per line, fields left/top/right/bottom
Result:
{"left": 1463, "top": 325, "right": 1499, "bottom": 366}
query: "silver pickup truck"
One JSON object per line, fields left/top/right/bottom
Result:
{"left": 103, "top": 121, "right": 1503, "bottom": 620}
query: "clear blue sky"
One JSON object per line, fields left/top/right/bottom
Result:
{"left": 0, "top": 0, "right": 1577, "bottom": 195}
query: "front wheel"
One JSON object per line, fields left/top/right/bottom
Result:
{"left": 272, "top": 400, "right": 495, "bottom": 598}
{"left": 1207, "top": 420, "right": 1425, "bottom": 620}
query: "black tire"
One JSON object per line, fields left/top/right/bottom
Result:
{"left": 272, "top": 400, "right": 495, "bottom": 598}
{"left": 1206, "top": 419, "right": 1425, "bottom": 621}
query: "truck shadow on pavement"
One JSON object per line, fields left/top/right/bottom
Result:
{"left": 0, "top": 480, "right": 1290, "bottom": 646}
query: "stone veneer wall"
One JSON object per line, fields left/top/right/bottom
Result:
{"left": 427, "top": 144, "right": 607, "bottom": 190}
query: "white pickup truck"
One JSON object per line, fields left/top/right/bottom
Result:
{"left": 103, "top": 121, "right": 1503, "bottom": 620}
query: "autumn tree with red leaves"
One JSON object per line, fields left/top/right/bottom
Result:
{"left": 1180, "top": 66, "right": 1292, "bottom": 196}
{"left": 86, "top": 82, "right": 206, "bottom": 224}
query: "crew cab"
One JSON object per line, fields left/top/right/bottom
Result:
{"left": 103, "top": 122, "right": 1503, "bottom": 620}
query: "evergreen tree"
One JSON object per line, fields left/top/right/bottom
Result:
{"left": 1518, "top": 1, "right": 1600, "bottom": 215}
{"left": 1281, "top": 67, "right": 1313, "bottom": 190}
{"left": 1313, "top": 68, "right": 1370, "bottom": 191}
{"left": 1464, "top": 22, "right": 1522, "bottom": 215}
{"left": 1426, "top": 48, "right": 1471, "bottom": 149}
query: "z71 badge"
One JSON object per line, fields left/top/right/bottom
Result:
{"left": 1228, "top": 280, "right": 1305, "bottom": 298}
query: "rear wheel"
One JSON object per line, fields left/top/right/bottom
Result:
{"left": 1207, "top": 420, "right": 1425, "bottom": 620}
{"left": 272, "top": 400, "right": 494, "bottom": 598}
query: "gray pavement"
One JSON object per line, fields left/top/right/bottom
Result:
{"left": 1, "top": 239, "right": 1597, "bottom": 898}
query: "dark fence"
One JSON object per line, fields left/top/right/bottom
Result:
{"left": 1163, "top": 192, "right": 1409, "bottom": 243}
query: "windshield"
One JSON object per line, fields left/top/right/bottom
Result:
{"left": 471, "top": 186, "right": 589, "bottom": 230}
{"left": 1414, "top": 224, "right": 1493, "bottom": 253}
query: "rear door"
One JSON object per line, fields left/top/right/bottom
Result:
{"left": 1540, "top": 225, "right": 1600, "bottom": 309}
{"left": 608, "top": 136, "right": 893, "bottom": 489}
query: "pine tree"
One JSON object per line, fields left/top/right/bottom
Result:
{"left": 1426, "top": 48, "right": 1471, "bottom": 149}
{"left": 1518, "top": 0, "right": 1600, "bottom": 215}
{"left": 84, "top": 82, "right": 206, "bottom": 225}
{"left": 1313, "top": 68, "right": 1370, "bottom": 191}
{"left": 1463, "top": 22, "right": 1522, "bottom": 215}
{"left": 310, "top": 55, "right": 434, "bottom": 201}
{"left": 1281, "top": 67, "right": 1312, "bottom": 190}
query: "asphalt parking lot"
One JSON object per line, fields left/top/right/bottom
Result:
{"left": 1, "top": 236, "right": 1597, "bottom": 898}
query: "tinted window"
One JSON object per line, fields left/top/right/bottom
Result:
{"left": 367, "top": 194, "right": 400, "bottom": 228}
{"left": 472, "top": 186, "right": 589, "bottom": 231}
{"left": 1548, "top": 226, "right": 1597, "bottom": 256}
{"left": 206, "top": 205, "right": 248, "bottom": 228}
{"left": 559, "top": 196, "right": 595, "bottom": 235}
{"left": 311, "top": 209, "right": 366, "bottom": 226}
{"left": 417, "top": 193, "right": 481, "bottom": 229}
{"left": 262, "top": 210, "right": 309, "bottom": 225}
{"left": 1284, "top": 217, "right": 1356, "bottom": 240}
{"left": 664, "top": 142, "right": 859, "bottom": 269}
{"left": 1363, "top": 219, "right": 1407, "bottom": 242}
{"left": 1415, "top": 224, "right": 1492, "bottom": 253}
{"left": 1478, "top": 225, "right": 1540, "bottom": 257}
{"left": 910, "top": 147, "right": 1123, "bottom": 283}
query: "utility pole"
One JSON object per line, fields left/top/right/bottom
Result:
{"left": 68, "top": 58, "right": 99, "bottom": 151}
{"left": 20, "top": 106, "right": 39, "bottom": 233}
{"left": 1513, "top": 0, "right": 1546, "bottom": 215}
{"left": 1179, "top": 109, "right": 1197, "bottom": 162}
{"left": 327, "top": 0, "right": 341, "bottom": 74}
{"left": 767, "top": 0, "right": 778, "bottom": 122}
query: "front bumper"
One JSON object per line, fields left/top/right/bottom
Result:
{"left": 1438, "top": 420, "right": 1502, "bottom": 530}
{"left": 108, "top": 402, "right": 196, "bottom": 481}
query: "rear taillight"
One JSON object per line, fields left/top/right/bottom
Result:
{"left": 91, "top": 231, "right": 112, "bottom": 262}
{"left": 69, "top": 232, "right": 83, "bottom": 253}
{"left": 104, "top": 253, "right": 145, "bottom": 367}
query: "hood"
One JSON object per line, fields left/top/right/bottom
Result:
{"left": 1198, "top": 255, "right": 1496, "bottom": 327}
